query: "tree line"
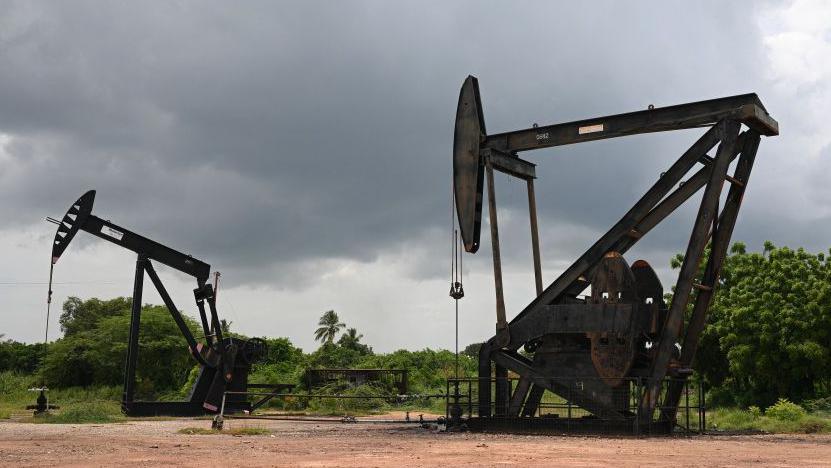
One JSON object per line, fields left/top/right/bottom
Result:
{"left": 1, "top": 242, "right": 830, "bottom": 407}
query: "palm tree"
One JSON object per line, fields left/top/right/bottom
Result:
{"left": 338, "top": 328, "right": 363, "bottom": 349}
{"left": 314, "top": 310, "right": 345, "bottom": 344}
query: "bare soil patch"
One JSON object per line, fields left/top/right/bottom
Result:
{"left": 2, "top": 415, "right": 831, "bottom": 467}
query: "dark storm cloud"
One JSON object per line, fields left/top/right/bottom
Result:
{"left": 0, "top": 0, "right": 783, "bottom": 290}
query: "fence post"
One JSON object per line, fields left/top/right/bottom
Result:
{"left": 634, "top": 378, "right": 641, "bottom": 436}
{"left": 698, "top": 381, "right": 707, "bottom": 434}
{"left": 685, "top": 380, "right": 690, "bottom": 437}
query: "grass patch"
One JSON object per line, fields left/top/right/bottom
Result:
{"left": 708, "top": 405, "right": 831, "bottom": 434}
{"left": 35, "top": 400, "right": 124, "bottom": 424}
{"left": 228, "top": 427, "right": 271, "bottom": 436}
{"left": 0, "top": 408, "right": 10, "bottom": 419}
{"left": 178, "top": 427, "right": 218, "bottom": 435}
{"left": 178, "top": 426, "right": 271, "bottom": 436}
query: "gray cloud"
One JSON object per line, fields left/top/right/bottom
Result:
{"left": 0, "top": 1, "right": 825, "bottom": 349}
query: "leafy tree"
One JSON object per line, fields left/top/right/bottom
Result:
{"left": 357, "top": 348, "right": 476, "bottom": 392}
{"left": 0, "top": 340, "right": 46, "bottom": 374}
{"left": 59, "top": 296, "right": 132, "bottom": 337}
{"left": 676, "top": 242, "right": 831, "bottom": 407}
{"left": 249, "top": 337, "right": 306, "bottom": 385}
{"left": 462, "top": 342, "right": 483, "bottom": 359}
{"left": 337, "top": 328, "right": 372, "bottom": 355}
{"left": 307, "top": 341, "right": 361, "bottom": 368}
{"left": 314, "top": 310, "right": 345, "bottom": 344}
{"left": 41, "top": 297, "right": 201, "bottom": 396}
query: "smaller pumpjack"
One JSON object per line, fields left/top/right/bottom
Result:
{"left": 48, "top": 190, "right": 266, "bottom": 416}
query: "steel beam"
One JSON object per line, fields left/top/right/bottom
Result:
{"left": 478, "top": 343, "right": 493, "bottom": 417}
{"left": 521, "top": 384, "right": 545, "bottom": 417}
{"left": 506, "top": 303, "right": 642, "bottom": 345}
{"left": 484, "top": 94, "right": 776, "bottom": 153}
{"left": 508, "top": 377, "right": 532, "bottom": 417}
{"left": 640, "top": 120, "right": 740, "bottom": 418}
{"left": 81, "top": 215, "right": 210, "bottom": 282}
{"left": 123, "top": 254, "right": 147, "bottom": 407}
{"left": 495, "top": 364, "right": 509, "bottom": 417}
{"left": 144, "top": 261, "right": 208, "bottom": 367}
{"left": 486, "top": 161, "right": 510, "bottom": 347}
{"left": 660, "top": 130, "right": 761, "bottom": 420}
{"left": 527, "top": 179, "right": 543, "bottom": 296}
{"left": 485, "top": 149, "right": 536, "bottom": 180}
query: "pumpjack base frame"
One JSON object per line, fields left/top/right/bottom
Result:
{"left": 123, "top": 401, "right": 252, "bottom": 417}
{"left": 464, "top": 417, "right": 674, "bottom": 436}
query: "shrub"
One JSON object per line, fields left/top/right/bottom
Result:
{"left": 803, "top": 396, "right": 831, "bottom": 413}
{"left": 179, "top": 427, "right": 270, "bottom": 436}
{"left": 37, "top": 400, "right": 124, "bottom": 424}
{"left": 798, "top": 418, "right": 830, "bottom": 434}
{"left": 306, "top": 383, "right": 389, "bottom": 415}
{"left": 765, "top": 398, "right": 806, "bottom": 421}
{"left": 707, "top": 407, "right": 760, "bottom": 431}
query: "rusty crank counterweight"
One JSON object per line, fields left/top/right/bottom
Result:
{"left": 452, "top": 75, "right": 778, "bottom": 432}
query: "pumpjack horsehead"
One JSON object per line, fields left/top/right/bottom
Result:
{"left": 453, "top": 76, "right": 778, "bottom": 430}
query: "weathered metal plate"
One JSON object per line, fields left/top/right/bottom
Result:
{"left": 588, "top": 253, "right": 637, "bottom": 385}
{"left": 453, "top": 75, "right": 486, "bottom": 253}
{"left": 51, "top": 190, "right": 95, "bottom": 264}
{"left": 630, "top": 259, "right": 665, "bottom": 335}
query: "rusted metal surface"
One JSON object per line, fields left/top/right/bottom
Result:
{"left": 587, "top": 253, "right": 640, "bottom": 386}
{"left": 527, "top": 179, "right": 543, "bottom": 296}
{"left": 452, "top": 75, "right": 778, "bottom": 431}
{"left": 486, "top": 160, "right": 510, "bottom": 348}
{"left": 453, "top": 76, "right": 486, "bottom": 253}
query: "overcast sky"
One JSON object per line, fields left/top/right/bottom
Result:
{"left": 1, "top": 0, "right": 829, "bottom": 353}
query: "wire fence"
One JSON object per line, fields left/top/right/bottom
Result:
{"left": 444, "top": 376, "right": 705, "bottom": 435}
{"left": 207, "top": 376, "right": 704, "bottom": 436}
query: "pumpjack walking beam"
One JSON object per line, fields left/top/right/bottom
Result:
{"left": 48, "top": 190, "right": 265, "bottom": 416}
{"left": 453, "top": 75, "right": 777, "bottom": 427}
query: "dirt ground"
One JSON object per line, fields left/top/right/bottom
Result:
{"left": 2, "top": 412, "right": 831, "bottom": 467}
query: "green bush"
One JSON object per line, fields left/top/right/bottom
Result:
{"left": 306, "top": 383, "right": 390, "bottom": 415}
{"left": 690, "top": 243, "right": 831, "bottom": 407}
{"left": 708, "top": 406, "right": 831, "bottom": 433}
{"left": 765, "top": 398, "right": 806, "bottom": 421}
{"left": 804, "top": 396, "right": 831, "bottom": 413}
{"left": 40, "top": 298, "right": 201, "bottom": 395}
{"left": 37, "top": 400, "right": 124, "bottom": 424}
{"left": 708, "top": 407, "right": 760, "bottom": 431}
{"left": 0, "top": 371, "right": 36, "bottom": 399}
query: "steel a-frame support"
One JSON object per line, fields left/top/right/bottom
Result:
{"left": 639, "top": 119, "right": 742, "bottom": 421}
{"left": 658, "top": 129, "right": 762, "bottom": 422}
{"left": 475, "top": 120, "right": 758, "bottom": 421}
